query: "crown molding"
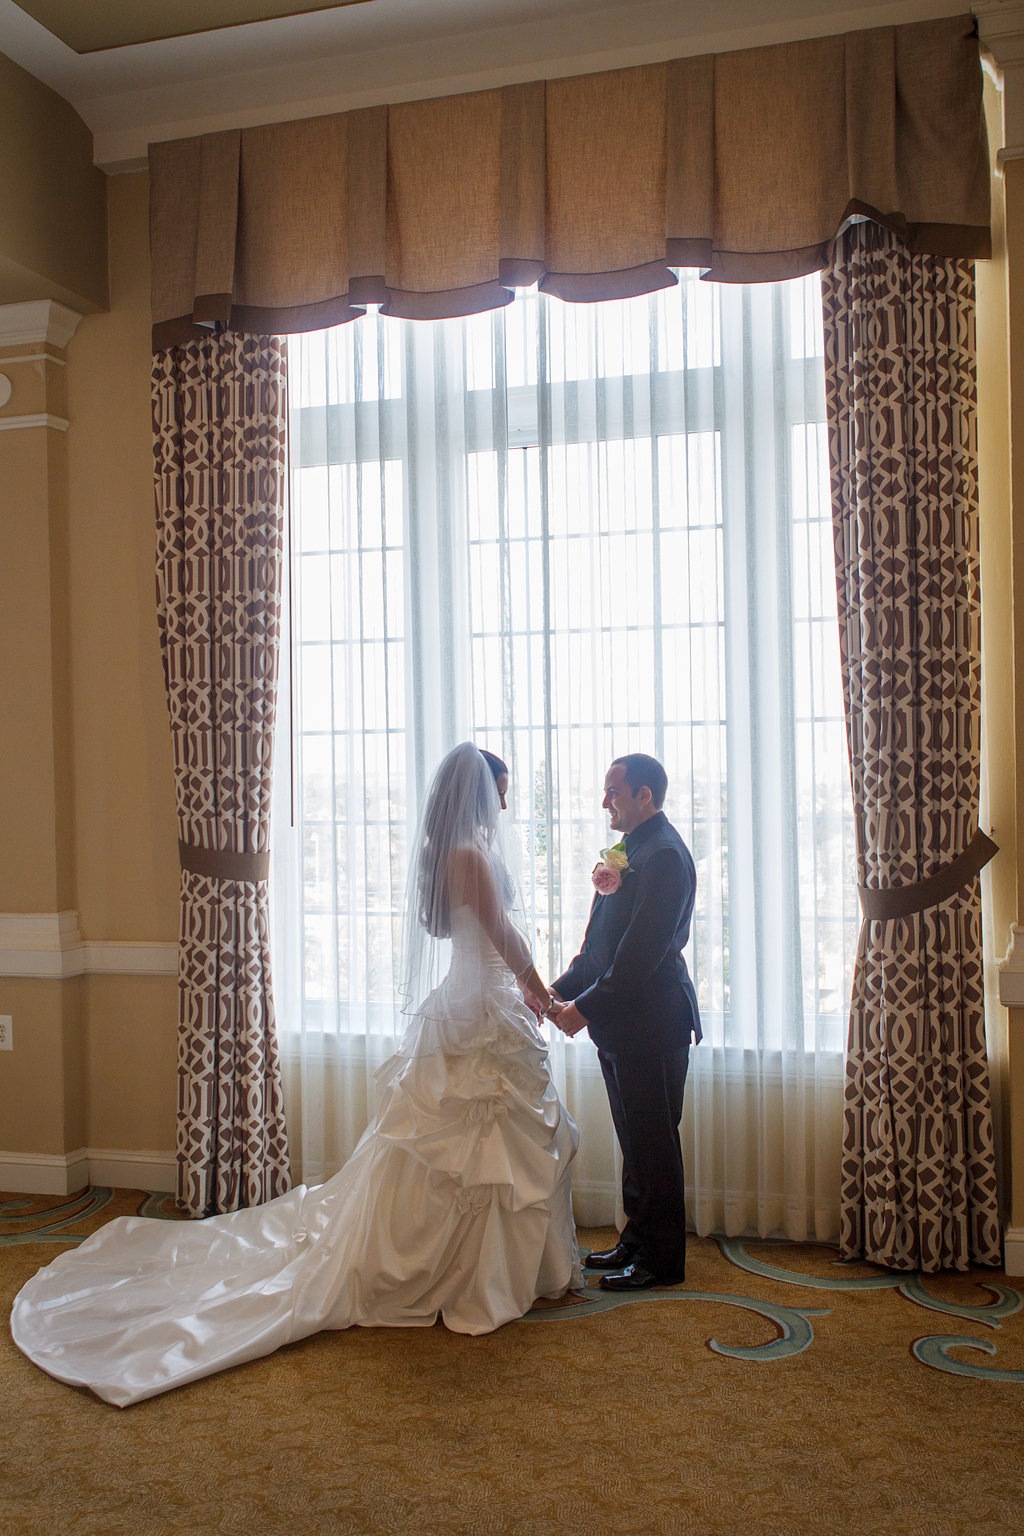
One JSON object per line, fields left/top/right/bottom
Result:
{"left": 977, "top": 0, "right": 1024, "bottom": 63}
{"left": 73, "top": 0, "right": 967, "bottom": 170}
{"left": 977, "top": 2, "right": 1024, "bottom": 151}
{"left": 0, "top": 301, "right": 84, "bottom": 351}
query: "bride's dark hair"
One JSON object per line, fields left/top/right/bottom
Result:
{"left": 479, "top": 749, "right": 508, "bottom": 784}
{"left": 415, "top": 743, "right": 511, "bottom": 939}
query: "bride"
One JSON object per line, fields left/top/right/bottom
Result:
{"left": 11, "top": 743, "right": 581, "bottom": 1406}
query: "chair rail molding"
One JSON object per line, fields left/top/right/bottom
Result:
{"left": 998, "top": 924, "right": 1024, "bottom": 1006}
{"left": 0, "top": 912, "right": 177, "bottom": 978}
{"left": 0, "top": 412, "right": 70, "bottom": 432}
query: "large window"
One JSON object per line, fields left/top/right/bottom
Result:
{"left": 272, "top": 275, "right": 858, "bottom": 1066}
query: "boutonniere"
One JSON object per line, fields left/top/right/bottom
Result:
{"left": 592, "top": 841, "right": 631, "bottom": 894}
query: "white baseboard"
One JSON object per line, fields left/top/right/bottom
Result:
{"left": 0, "top": 1149, "right": 89, "bottom": 1196}
{"left": 86, "top": 1149, "right": 176, "bottom": 1193}
{"left": 1004, "top": 1228, "right": 1024, "bottom": 1276}
{"left": 566, "top": 1178, "right": 618, "bottom": 1229}
{"left": 0, "top": 1147, "right": 175, "bottom": 1196}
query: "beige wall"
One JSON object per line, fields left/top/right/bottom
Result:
{"left": 977, "top": 76, "right": 1018, "bottom": 1221}
{"left": 67, "top": 171, "right": 179, "bottom": 944}
{"left": 0, "top": 416, "right": 73, "bottom": 913}
{"left": 0, "top": 978, "right": 83, "bottom": 1155}
{"left": 0, "top": 51, "right": 107, "bottom": 312}
{"left": 0, "top": 170, "right": 178, "bottom": 1169}
{"left": 997, "top": 148, "right": 1024, "bottom": 1235}
{"left": 70, "top": 171, "right": 179, "bottom": 1157}
{"left": 86, "top": 976, "right": 176, "bottom": 1152}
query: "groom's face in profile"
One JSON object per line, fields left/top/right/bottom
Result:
{"left": 602, "top": 764, "right": 649, "bottom": 836}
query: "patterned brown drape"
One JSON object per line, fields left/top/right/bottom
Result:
{"left": 820, "top": 221, "right": 1000, "bottom": 1272}
{"left": 153, "top": 332, "right": 292, "bottom": 1217}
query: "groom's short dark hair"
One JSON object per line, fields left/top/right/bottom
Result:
{"left": 612, "top": 753, "right": 667, "bottom": 809}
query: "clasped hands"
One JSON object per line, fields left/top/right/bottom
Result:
{"left": 543, "top": 991, "right": 588, "bottom": 1039}
{"left": 521, "top": 985, "right": 587, "bottom": 1038}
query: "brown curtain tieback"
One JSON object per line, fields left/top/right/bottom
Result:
{"left": 178, "top": 840, "right": 270, "bottom": 882}
{"left": 858, "top": 829, "right": 998, "bottom": 921}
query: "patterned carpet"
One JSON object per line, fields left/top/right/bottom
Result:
{"left": 3, "top": 1189, "right": 1024, "bottom": 1535}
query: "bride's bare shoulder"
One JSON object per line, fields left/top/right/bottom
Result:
{"left": 446, "top": 842, "right": 492, "bottom": 899}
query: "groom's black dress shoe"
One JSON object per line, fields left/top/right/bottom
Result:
{"left": 584, "top": 1242, "right": 639, "bottom": 1270}
{"left": 598, "top": 1264, "right": 684, "bottom": 1291}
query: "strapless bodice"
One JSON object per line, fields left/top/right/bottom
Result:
{"left": 448, "top": 905, "right": 510, "bottom": 983}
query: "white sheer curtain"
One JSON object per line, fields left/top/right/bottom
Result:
{"left": 271, "top": 275, "right": 858, "bottom": 1240}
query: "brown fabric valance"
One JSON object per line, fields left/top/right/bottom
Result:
{"left": 149, "top": 13, "right": 989, "bottom": 346}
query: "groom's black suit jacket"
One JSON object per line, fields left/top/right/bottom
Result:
{"left": 553, "top": 811, "right": 701, "bottom": 1052}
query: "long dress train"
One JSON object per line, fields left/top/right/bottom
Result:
{"left": 10, "top": 908, "right": 580, "bottom": 1406}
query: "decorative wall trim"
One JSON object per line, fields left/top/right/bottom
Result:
{"left": 566, "top": 1178, "right": 620, "bottom": 1230}
{"left": 0, "top": 1148, "right": 175, "bottom": 1197}
{"left": 0, "top": 300, "right": 83, "bottom": 351}
{"left": 978, "top": 0, "right": 1024, "bottom": 154}
{"left": 94, "top": 0, "right": 996, "bottom": 170}
{"left": 977, "top": 0, "right": 1024, "bottom": 62}
{"left": 0, "top": 912, "right": 177, "bottom": 978}
{"left": 998, "top": 924, "right": 1024, "bottom": 1006}
{"left": 0, "top": 911, "right": 82, "bottom": 978}
{"left": 0, "top": 413, "right": 70, "bottom": 433}
{"left": 1004, "top": 1227, "right": 1024, "bottom": 1276}
{"left": 83, "top": 942, "right": 179, "bottom": 977}
{"left": 86, "top": 1149, "right": 176, "bottom": 1193}
{"left": 0, "top": 1148, "right": 90, "bottom": 1197}
{"left": 0, "top": 352, "right": 66, "bottom": 367}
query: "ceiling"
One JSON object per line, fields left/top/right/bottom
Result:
{"left": 0, "top": 0, "right": 970, "bottom": 169}
{"left": 12, "top": 0, "right": 375, "bottom": 54}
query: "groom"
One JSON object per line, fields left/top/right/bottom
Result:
{"left": 549, "top": 754, "right": 700, "bottom": 1289}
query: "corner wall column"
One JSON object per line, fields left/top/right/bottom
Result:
{"left": 979, "top": 1, "right": 1024, "bottom": 1272}
{"left": 0, "top": 299, "right": 88, "bottom": 1189}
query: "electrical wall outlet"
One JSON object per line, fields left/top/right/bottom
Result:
{"left": 0, "top": 1016, "right": 11, "bottom": 1051}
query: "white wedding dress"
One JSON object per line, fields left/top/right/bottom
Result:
{"left": 11, "top": 907, "right": 581, "bottom": 1407}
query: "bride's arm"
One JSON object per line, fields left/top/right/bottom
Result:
{"left": 447, "top": 844, "right": 550, "bottom": 1009}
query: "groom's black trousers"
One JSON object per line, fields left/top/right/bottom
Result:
{"left": 597, "top": 1039, "right": 690, "bottom": 1280}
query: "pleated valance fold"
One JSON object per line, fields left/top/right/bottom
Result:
{"left": 149, "top": 12, "right": 989, "bottom": 345}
